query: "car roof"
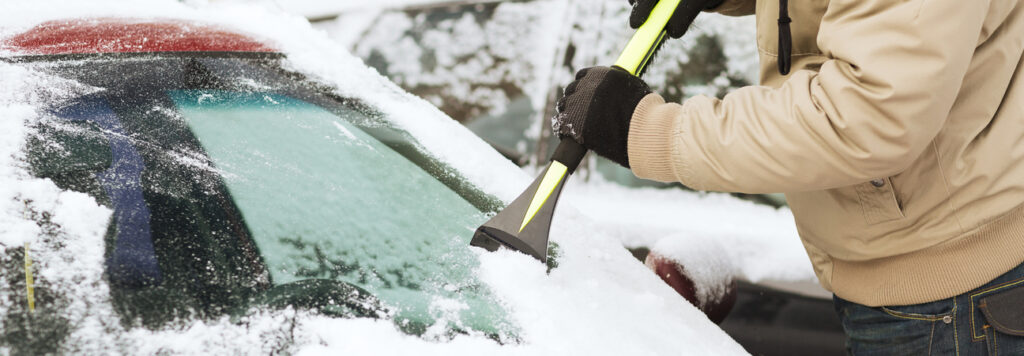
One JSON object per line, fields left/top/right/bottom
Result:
{"left": 1, "top": 18, "right": 276, "bottom": 56}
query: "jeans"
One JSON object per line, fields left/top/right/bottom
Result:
{"left": 834, "top": 261, "right": 1024, "bottom": 355}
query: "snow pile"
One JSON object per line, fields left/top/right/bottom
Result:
{"left": 564, "top": 178, "right": 814, "bottom": 285}
{"left": 646, "top": 236, "right": 736, "bottom": 309}
{"left": 120, "top": 310, "right": 318, "bottom": 354}
{"left": 564, "top": 177, "right": 817, "bottom": 306}
{"left": 0, "top": 1, "right": 751, "bottom": 355}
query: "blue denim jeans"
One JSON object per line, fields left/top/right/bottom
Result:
{"left": 834, "top": 261, "right": 1024, "bottom": 355}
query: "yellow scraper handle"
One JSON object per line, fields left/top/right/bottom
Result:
{"left": 521, "top": 0, "right": 683, "bottom": 238}
{"left": 614, "top": 0, "right": 681, "bottom": 76}
{"left": 469, "top": 0, "right": 688, "bottom": 263}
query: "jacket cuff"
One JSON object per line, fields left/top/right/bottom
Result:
{"left": 627, "top": 93, "right": 687, "bottom": 183}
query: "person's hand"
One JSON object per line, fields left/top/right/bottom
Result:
{"left": 628, "top": 0, "right": 725, "bottom": 38}
{"left": 553, "top": 67, "right": 652, "bottom": 168}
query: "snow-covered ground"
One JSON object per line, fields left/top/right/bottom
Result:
{"left": 0, "top": 1, "right": 825, "bottom": 354}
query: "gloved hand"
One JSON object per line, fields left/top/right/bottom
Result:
{"left": 553, "top": 66, "right": 652, "bottom": 168}
{"left": 628, "top": 0, "right": 725, "bottom": 38}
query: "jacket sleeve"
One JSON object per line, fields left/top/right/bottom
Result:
{"left": 627, "top": 0, "right": 989, "bottom": 193}
{"left": 706, "top": 0, "right": 755, "bottom": 17}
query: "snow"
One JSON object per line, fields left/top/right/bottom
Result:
{"left": 558, "top": 177, "right": 815, "bottom": 307}
{"left": 0, "top": 1, "right": 810, "bottom": 355}
{"left": 561, "top": 1, "right": 759, "bottom": 95}
{"left": 563, "top": 178, "right": 812, "bottom": 284}
{"left": 298, "top": 317, "right": 509, "bottom": 355}
{"left": 0, "top": 63, "right": 107, "bottom": 249}
{"left": 331, "top": 0, "right": 571, "bottom": 155}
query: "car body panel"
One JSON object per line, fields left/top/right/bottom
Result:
{"left": 2, "top": 18, "right": 276, "bottom": 55}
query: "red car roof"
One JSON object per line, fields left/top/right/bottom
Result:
{"left": 2, "top": 18, "right": 276, "bottom": 55}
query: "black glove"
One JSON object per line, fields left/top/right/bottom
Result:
{"left": 553, "top": 67, "right": 652, "bottom": 168}
{"left": 628, "top": 0, "right": 725, "bottom": 38}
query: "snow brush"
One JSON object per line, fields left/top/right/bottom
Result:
{"left": 471, "top": 0, "right": 700, "bottom": 262}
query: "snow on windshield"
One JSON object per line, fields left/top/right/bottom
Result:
{"left": 0, "top": 1, "right": 765, "bottom": 355}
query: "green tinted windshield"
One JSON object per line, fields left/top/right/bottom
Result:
{"left": 170, "top": 90, "right": 512, "bottom": 335}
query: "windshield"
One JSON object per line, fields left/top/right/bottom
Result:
{"left": 20, "top": 54, "right": 514, "bottom": 339}
{"left": 171, "top": 89, "right": 508, "bottom": 333}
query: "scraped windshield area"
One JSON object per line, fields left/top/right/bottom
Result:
{"left": 171, "top": 89, "right": 510, "bottom": 334}
{"left": 18, "top": 55, "right": 514, "bottom": 340}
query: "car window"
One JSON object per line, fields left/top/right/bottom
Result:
{"left": 171, "top": 89, "right": 513, "bottom": 335}
{"left": 18, "top": 54, "right": 515, "bottom": 339}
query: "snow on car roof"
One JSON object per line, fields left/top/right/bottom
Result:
{"left": 0, "top": 1, "right": 752, "bottom": 355}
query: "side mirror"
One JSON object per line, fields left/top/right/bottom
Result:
{"left": 27, "top": 120, "right": 112, "bottom": 177}
{"left": 645, "top": 251, "right": 738, "bottom": 324}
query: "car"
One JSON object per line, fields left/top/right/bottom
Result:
{"left": 0, "top": 2, "right": 749, "bottom": 354}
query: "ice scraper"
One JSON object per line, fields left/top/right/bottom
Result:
{"left": 471, "top": 0, "right": 707, "bottom": 262}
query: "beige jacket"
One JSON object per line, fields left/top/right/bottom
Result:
{"left": 627, "top": 0, "right": 1024, "bottom": 306}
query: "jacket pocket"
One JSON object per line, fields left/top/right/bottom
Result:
{"left": 855, "top": 178, "right": 905, "bottom": 225}
{"left": 979, "top": 285, "right": 1024, "bottom": 336}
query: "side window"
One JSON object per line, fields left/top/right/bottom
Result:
{"left": 43, "top": 98, "right": 160, "bottom": 288}
{"left": 27, "top": 94, "right": 270, "bottom": 327}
